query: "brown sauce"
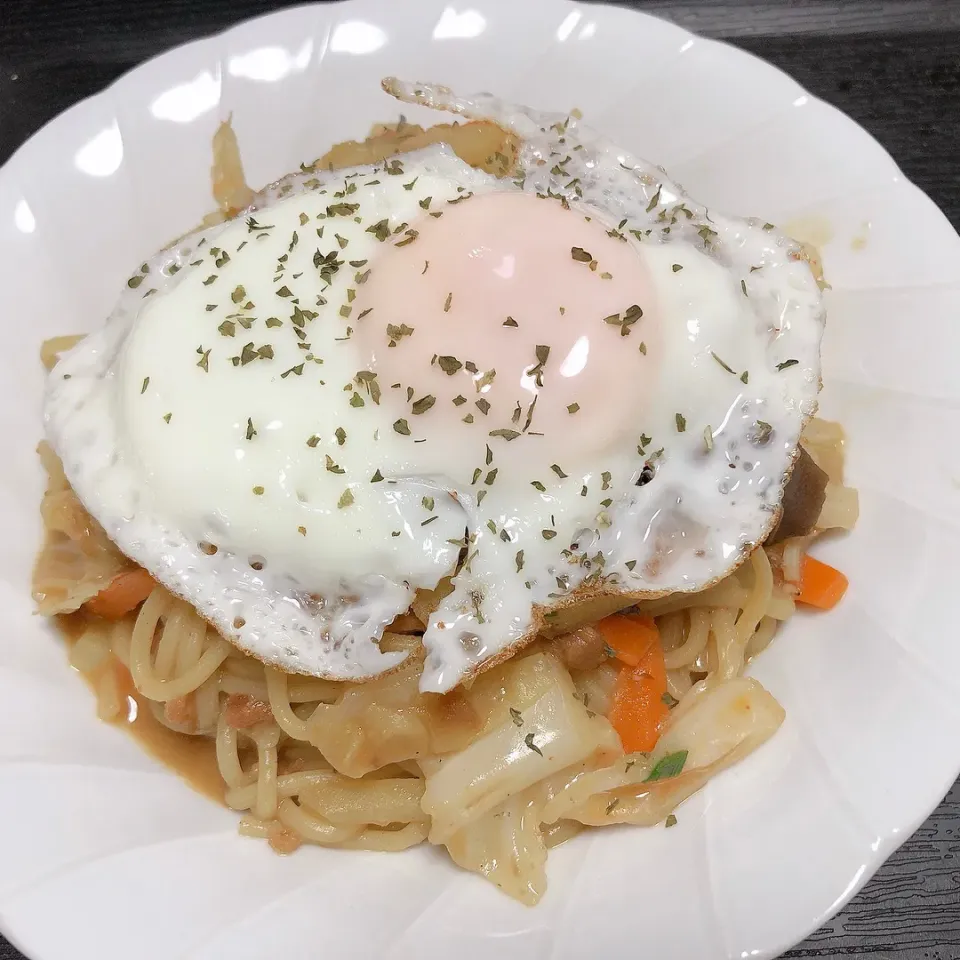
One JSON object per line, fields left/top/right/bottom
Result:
{"left": 311, "top": 119, "right": 519, "bottom": 178}
{"left": 57, "top": 613, "right": 225, "bottom": 804}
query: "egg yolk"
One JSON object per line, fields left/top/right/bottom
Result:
{"left": 355, "top": 192, "right": 661, "bottom": 469}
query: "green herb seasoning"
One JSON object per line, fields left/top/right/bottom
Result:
{"left": 411, "top": 395, "right": 436, "bottom": 415}
{"left": 522, "top": 396, "right": 537, "bottom": 433}
{"left": 603, "top": 303, "right": 643, "bottom": 337}
{"left": 711, "top": 352, "right": 736, "bottom": 375}
{"left": 644, "top": 750, "right": 688, "bottom": 782}
{"left": 437, "top": 355, "right": 462, "bottom": 375}
{"left": 475, "top": 369, "right": 496, "bottom": 392}
{"left": 754, "top": 420, "right": 773, "bottom": 443}
{"left": 326, "top": 202, "right": 359, "bottom": 218}
{"left": 365, "top": 219, "right": 389, "bottom": 242}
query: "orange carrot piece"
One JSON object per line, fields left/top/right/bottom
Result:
{"left": 608, "top": 630, "right": 669, "bottom": 754}
{"left": 795, "top": 555, "right": 848, "bottom": 610}
{"left": 85, "top": 569, "right": 155, "bottom": 619}
{"left": 597, "top": 613, "right": 659, "bottom": 667}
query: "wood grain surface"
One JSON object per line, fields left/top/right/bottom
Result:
{"left": 0, "top": 2, "right": 958, "bottom": 958}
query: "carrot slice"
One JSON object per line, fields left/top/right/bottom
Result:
{"left": 597, "top": 613, "right": 659, "bottom": 667}
{"left": 85, "top": 569, "right": 155, "bottom": 619}
{"left": 795, "top": 555, "right": 848, "bottom": 610}
{"left": 607, "top": 625, "right": 669, "bottom": 754}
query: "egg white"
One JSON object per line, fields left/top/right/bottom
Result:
{"left": 45, "top": 81, "right": 824, "bottom": 692}
{"left": 47, "top": 151, "right": 501, "bottom": 680}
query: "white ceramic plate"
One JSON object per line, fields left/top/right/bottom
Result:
{"left": 2, "top": 2, "right": 959, "bottom": 958}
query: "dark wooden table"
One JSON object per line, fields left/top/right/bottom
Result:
{"left": 1, "top": 1, "right": 958, "bottom": 957}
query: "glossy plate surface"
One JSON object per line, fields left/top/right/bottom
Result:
{"left": 1, "top": 2, "right": 959, "bottom": 958}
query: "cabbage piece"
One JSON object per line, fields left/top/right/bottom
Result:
{"left": 305, "top": 633, "right": 482, "bottom": 777}
{"left": 445, "top": 785, "right": 548, "bottom": 905}
{"left": 211, "top": 117, "right": 254, "bottom": 216}
{"left": 422, "top": 652, "right": 621, "bottom": 843}
{"left": 298, "top": 774, "right": 425, "bottom": 826}
{"left": 40, "top": 334, "right": 84, "bottom": 371}
{"left": 32, "top": 443, "right": 134, "bottom": 615}
{"left": 543, "top": 676, "right": 783, "bottom": 826}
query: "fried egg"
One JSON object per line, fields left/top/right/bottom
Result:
{"left": 45, "top": 80, "right": 824, "bottom": 692}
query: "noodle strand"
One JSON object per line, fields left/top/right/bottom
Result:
{"left": 33, "top": 414, "right": 854, "bottom": 904}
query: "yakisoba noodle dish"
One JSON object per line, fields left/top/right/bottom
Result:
{"left": 35, "top": 80, "right": 857, "bottom": 903}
